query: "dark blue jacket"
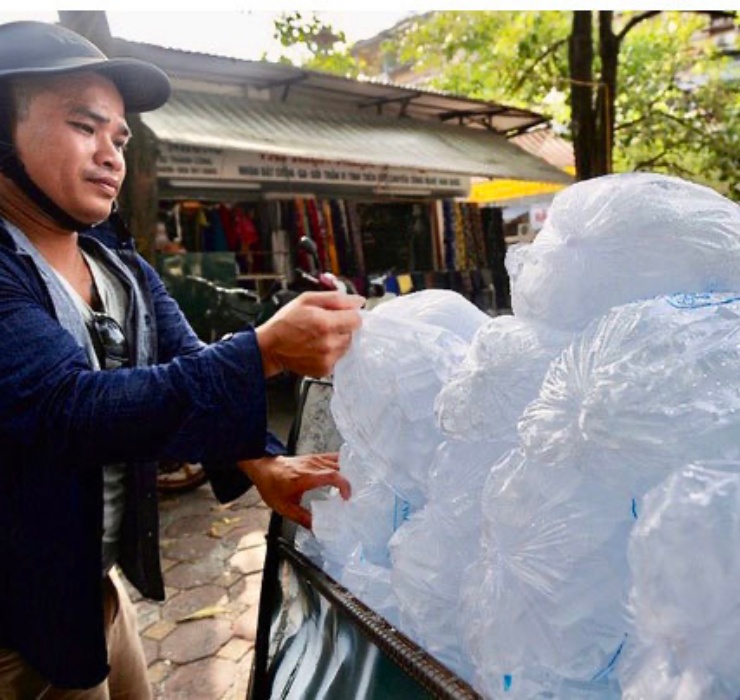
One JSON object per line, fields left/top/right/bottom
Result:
{"left": 0, "top": 218, "right": 283, "bottom": 688}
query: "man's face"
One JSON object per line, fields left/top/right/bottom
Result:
{"left": 13, "top": 72, "right": 130, "bottom": 226}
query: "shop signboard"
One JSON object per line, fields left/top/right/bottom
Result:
{"left": 157, "top": 142, "right": 471, "bottom": 196}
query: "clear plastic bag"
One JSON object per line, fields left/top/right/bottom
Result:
{"left": 332, "top": 310, "right": 468, "bottom": 506}
{"left": 620, "top": 462, "right": 740, "bottom": 699}
{"left": 436, "top": 315, "right": 572, "bottom": 442}
{"left": 460, "top": 449, "right": 630, "bottom": 697}
{"left": 519, "top": 293, "right": 740, "bottom": 481}
{"left": 510, "top": 172, "right": 740, "bottom": 332}
{"left": 371, "top": 288, "right": 490, "bottom": 343}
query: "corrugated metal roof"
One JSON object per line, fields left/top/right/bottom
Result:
{"left": 511, "top": 128, "right": 575, "bottom": 171}
{"left": 113, "top": 38, "right": 549, "bottom": 135}
{"left": 141, "top": 91, "right": 573, "bottom": 183}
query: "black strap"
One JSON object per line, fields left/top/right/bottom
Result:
{"left": 0, "top": 146, "right": 92, "bottom": 232}
{"left": 0, "top": 80, "right": 95, "bottom": 232}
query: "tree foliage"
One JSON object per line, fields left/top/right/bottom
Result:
{"left": 270, "top": 11, "right": 362, "bottom": 77}
{"left": 396, "top": 12, "right": 570, "bottom": 114}
{"left": 273, "top": 10, "right": 739, "bottom": 199}
{"left": 395, "top": 11, "right": 739, "bottom": 198}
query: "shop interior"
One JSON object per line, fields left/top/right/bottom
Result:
{"left": 155, "top": 193, "right": 506, "bottom": 316}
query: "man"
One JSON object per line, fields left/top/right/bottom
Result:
{"left": 0, "top": 20, "right": 363, "bottom": 698}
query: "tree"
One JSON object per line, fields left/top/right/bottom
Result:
{"left": 270, "top": 12, "right": 362, "bottom": 77}
{"left": 389, "top": 11, "right": 739, "bottom": 199}
{"left": 568, "top": 10, "right": 736, "bottom": 181}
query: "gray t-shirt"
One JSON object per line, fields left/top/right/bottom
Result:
{"left": 55, "top": 250, "right": 129, "bottom": 574}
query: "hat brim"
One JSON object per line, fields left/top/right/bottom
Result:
{"left": 0, "top": 56, "right": 171, "bottom": 113}
{"left": 95, "top": 58, "right": 171, "bottom": 113}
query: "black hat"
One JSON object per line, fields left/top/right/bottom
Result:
{"left": 0, "top": 20, "right": 170, "bottom": 113}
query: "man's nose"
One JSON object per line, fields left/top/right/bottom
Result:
{"left": 95, "top": 139, "right": 125, "bottom": 172}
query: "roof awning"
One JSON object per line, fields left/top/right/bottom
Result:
{"left": 117, "top": 38, "right": 551, "bottom": 135}
{"left": 469, "top": 178, "right": 569, "bottom": 206}
{"left": 140, "top": 92, "right": 574, "bottom": 186}
{"left": 468, "top": 129, "right": 575, "bottom": 206}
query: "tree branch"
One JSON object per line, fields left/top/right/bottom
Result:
{"left": 510, "top": 38, "right": 568, "bottom": 93}
{"left": 653, "top": 109, "right": 709, "bottom": 137}
{"left": 633, "top": 149, "right": 670, "bottom": 170}
{"left": 614, "top": 115, "right": 650, "bottom": 132}
{"left": 616, "top": 11, "right": 662, "bottom": 44}
{"left": 660, "top": 159, "right": 696, "bottom": 178}
{"left": 617, "top": 10, "right": 737, "bottom": 45}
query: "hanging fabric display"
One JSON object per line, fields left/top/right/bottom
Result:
{"left": 340, "top": 201, "right": 357, "bottom": 276}
{"left": 331, "top": 200, "right": 352, "bottom": 276}
{"left": 439, "top": 200, "right": 488, "bottom": 273}
{"left": 461, "top": 202, "right": 476, "bottom": 269}
{"left": 442, "top": 200, "right": 456, "bottom": 271}
{"left": 429, "top": 201, "right": 445, "bottom": 271}
{"left": 231, "top": 205, "right": 260, "bottom": 273}
{"left": 159, "top": 193, "right": 490, "bottom": 316}
{"left": 453, "top": 202, "right": 467, "bottom": 270}
{"left": 322, "top": 200, "right": 340, "bottom": 275}
{"left": 345, "top": 201, "right": 366, "bottom": 278}
{"left": 469, "top": 203, "right": 487, "bottom": 268}
{"left": 293, "top": 198, "right": 311, "bottom": 271}
{"left": 305, "top": 198, "right": 328, "bottom": 271}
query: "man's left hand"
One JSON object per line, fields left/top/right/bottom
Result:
{"left": 238, "top": 453, "right": 351, "bottom": 530}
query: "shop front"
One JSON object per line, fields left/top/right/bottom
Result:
{"left": 113, "top": 39, "right": 572, "bottom": 316}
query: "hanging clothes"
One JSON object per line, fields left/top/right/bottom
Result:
{"left": 453, "top": 203, "right": 466, "bottom": 271}
{"left": 442, "top": 200, "right": 456, "bottom": 271}
{"left": 202, "top": 207, "right": 229, "bottom": 252}
{"left": 470, "top": 204, "right": 488, "bottom": 268}
{"left": 294, "top": 198, "right": 310, "bottom": 272}
{"left": 330, "top": 200, "right": 351, "bottom": 276}
{"left": 266, "top": 201, "right": 290, "bottom": 276}
{"left": 322, "top": 200, "right": 340, "bottom": 275}
{"left": 256, "top": 201, "right": 272, "bottom": 271}
{"left": 345, "top": 201, "right": 366, "bottom": 277}
{"left": 231, "top": 206, "right": 260, "bottom": 273}
{"left": 218, "top": 204, "right": 236, "bottom": 250}
{"left": 305, "top": 199, "right": 328, "bottom": 272}
{"left": 429, "top": 202, "right": 444, "bottom": 271}
{"left": 180, "top": 204, "right": 208, "bottom": 252}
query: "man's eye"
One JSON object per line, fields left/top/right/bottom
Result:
{"left": 70, "top": 121, "right": 94, "bottom": 135}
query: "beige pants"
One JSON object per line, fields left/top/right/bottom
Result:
{"left": 0, "top": 570, "right": 152, "bottom": 700}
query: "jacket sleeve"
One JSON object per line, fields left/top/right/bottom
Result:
{"left": 143, "top": 256, "right": 288, "bottom": 503}
{"left": 139, "top": 257, "right": 205, "bottom": 362}
{"left": 0, "top": 255, "right": 271, "bottom": 468}
{"left": 203, "top": 431, "right": 287, "bottom": 503}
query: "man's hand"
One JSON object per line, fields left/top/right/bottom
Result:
{"left": 255, "top": 291, "right": 364, "bottom": 378}
{"left": 238, "top": 453, "right": 351, "bottom": 530}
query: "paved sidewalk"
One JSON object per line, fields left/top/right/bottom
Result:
{"left": 124, "top": 380, "right": 296, "bottom": 700}
{"left": 125, "top": 485, "right": 269, "bottom": 700}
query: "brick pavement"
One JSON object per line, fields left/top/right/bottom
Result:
{"left": 123, "top": 379, "right": 296, "bottom": 700}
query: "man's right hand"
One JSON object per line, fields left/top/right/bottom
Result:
{"left": 255, "top": 291, "right": 364, "bottom": 378}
